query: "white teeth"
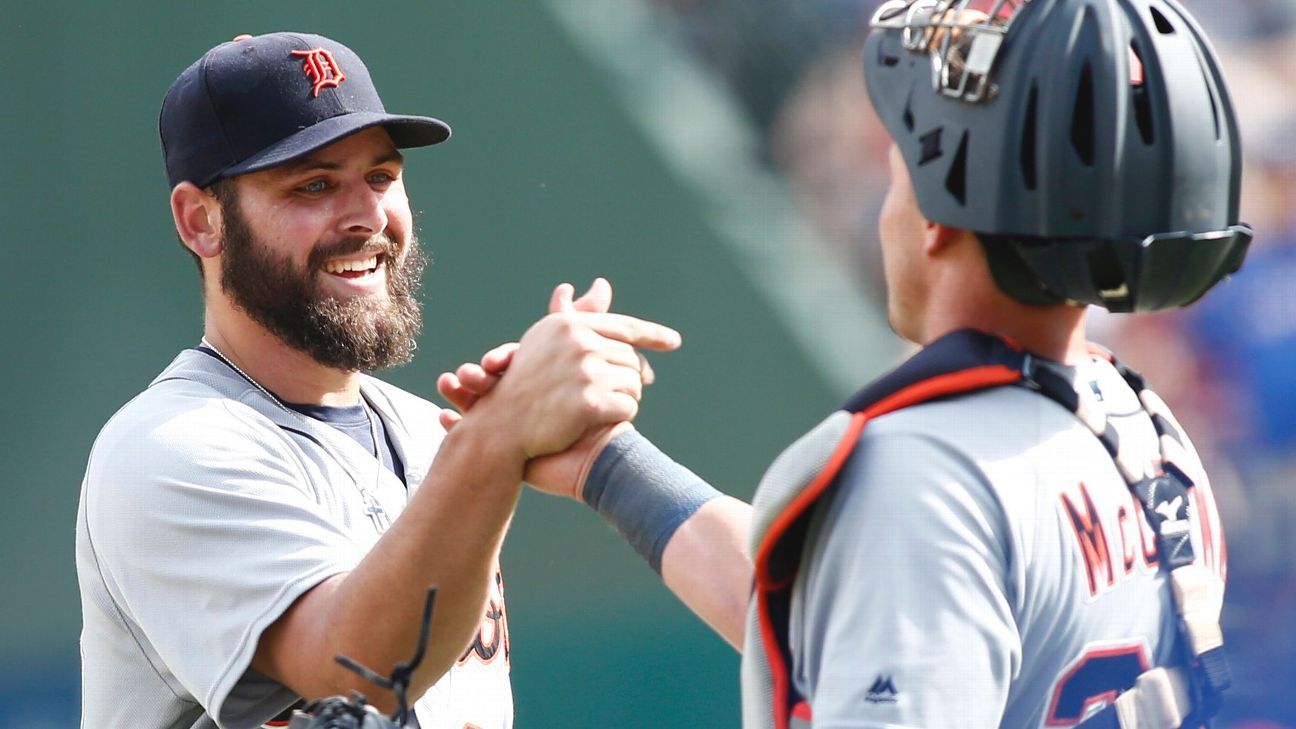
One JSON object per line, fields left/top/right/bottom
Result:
{"left": 324, "top": 256, "right": 379, "bottom": 274}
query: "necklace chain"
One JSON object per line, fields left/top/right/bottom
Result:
{"left": 199, "top": 337, "right": 391, "bottom": 532}
{"left": 200, "top": 337, "right": 292, "bottom": 414}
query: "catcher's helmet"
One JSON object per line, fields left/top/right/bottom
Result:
{"left": 864, "top": 0, "right": 1252, "bottom": 311}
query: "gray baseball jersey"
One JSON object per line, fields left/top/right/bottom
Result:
{"left": 752, "top": 355, "right": 1224, "bottom": 727}
{"left": 76, "top": 349, "right": 513, "bottom": 729}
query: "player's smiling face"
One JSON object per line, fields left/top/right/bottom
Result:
{"left": 233, "top": 127, "right": 413, "bottom": 295}
{"left": 214, "top": 127, "right": 427, "bottom": 372}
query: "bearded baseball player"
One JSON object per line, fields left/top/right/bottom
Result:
{"left": 440, "top": 0, "right": 1250, "bottom": 726}
{"left": 74, "top": 32, "right": 679, "bottom": 729}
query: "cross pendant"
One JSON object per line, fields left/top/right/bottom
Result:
{"left": 363, "top": 494, "right": 390, "bottom": 532}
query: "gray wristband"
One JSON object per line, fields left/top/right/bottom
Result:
{"left": 583, "top": 430, "right": 721, "bottom": 574}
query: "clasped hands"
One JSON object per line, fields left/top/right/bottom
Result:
{"left": 436, "top": 278, "right": 675, "bottom": 499}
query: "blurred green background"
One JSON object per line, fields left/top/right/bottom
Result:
{"left": 6, "top": 1, "right": 1296, "bottom": 727}
{"left": 0, "top": 2, "right": 894, "bottom": 726}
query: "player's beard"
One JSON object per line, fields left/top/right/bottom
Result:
{"left": 217, "top": 195, "right": 426, "bottom": 373}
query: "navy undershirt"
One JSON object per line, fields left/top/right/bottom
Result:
{"left": 283, "top": 400, "right": 407, "bottom": 486}
{"left": 195, "top": 346, "right": 407, "bottom": 485}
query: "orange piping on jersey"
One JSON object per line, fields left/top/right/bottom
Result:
{"left": 756, "top": 365, "right": 1022, "bottom": 587}
{"left": 756, "top": 411, "right": 869, "bottom": 589}
{"left": 755, "top": 410, "right": 867, "bottom": 729}
{"left": 755, "top": 588, "right": 788, "bottom": 729}
{"left": 791, "top": 701, "right": 812, "bottom": 720}
{"left": 753, "top": 362, "right": 1024, "bottom": 729}
{"left": 860, "top": 365, "right": 1023, "bottom": 421}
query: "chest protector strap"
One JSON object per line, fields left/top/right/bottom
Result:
{"left": 748, "top": 329, "right": 1227, "bottom": 729}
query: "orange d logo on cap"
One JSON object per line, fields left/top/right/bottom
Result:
{"left": 291, "top": 48, "right": 346, "bottom": 97}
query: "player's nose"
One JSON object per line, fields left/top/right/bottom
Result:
{"left": 336, "top": 181, "right": 389, "bottom": 237}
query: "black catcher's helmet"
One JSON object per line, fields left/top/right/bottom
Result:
{"left": 864, "top": 0, "right": 1252, "bottom": 312}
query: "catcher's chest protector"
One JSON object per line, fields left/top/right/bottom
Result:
{"left": 739, "top": 328, "right": 1227, "bottom": 729}
{"left": 740, "top": 329, "right": 1028, "bottom": 729}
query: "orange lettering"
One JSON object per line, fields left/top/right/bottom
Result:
{"left": 1061, "top": 483, "right": 1116, "bottom": 597}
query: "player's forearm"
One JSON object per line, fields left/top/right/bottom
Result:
{"left": 661, "top": 495, "right": 753, "bottom": 649}
{"left": 256, "top": 414, "right": 525, "bottom": 711}
{"left": 345, "top": 414, "right": 524, "bottom": 697}
{"left": 581, "top": 431, "right": 751, "bottom": 649}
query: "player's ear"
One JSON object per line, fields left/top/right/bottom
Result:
{"left": 171, "top": 182, "right": 224, "bottom": 259}
{"left": 923, "top": 221, "right": 963, "bottom": 257}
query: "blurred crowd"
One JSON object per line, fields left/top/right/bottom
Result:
{"left": 650, "top": 0, "right": 1296, "bottom": 725}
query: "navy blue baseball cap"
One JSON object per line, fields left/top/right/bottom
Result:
{"left": 160, "top": 32, "right": 451, "bottom": 189}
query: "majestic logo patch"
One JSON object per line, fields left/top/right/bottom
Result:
{"left": 865, "top": 674, "right": 899, "bottom": 704}
{"left": 290, "top": 48, "right": 346, "bottom": 97}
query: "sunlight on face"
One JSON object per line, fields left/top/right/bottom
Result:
{"left": 877, "top": 144, "right": 929, "bottom": 343}
{"left": 214, "top": 129, "right": 427, "bottom": 372}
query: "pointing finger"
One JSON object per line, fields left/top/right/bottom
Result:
{"left": 572, "top": 312, "right": 682, "bottom": 352}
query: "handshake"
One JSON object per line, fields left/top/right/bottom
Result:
{"left": 434, "top": 277, "right": 680, "bottom": 500}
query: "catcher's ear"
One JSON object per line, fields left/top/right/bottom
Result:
{"left": 171, "top": 182, "right": 224, "bottom": 259}
{"left": 923, "top": 221, "right": 963, "bottom": 256}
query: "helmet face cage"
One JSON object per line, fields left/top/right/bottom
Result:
{"left": 871, "top": 0, "right": 1031, "bottom": 103}
{"left": 863, "top": 0, "right": 1252, "bottom": 312}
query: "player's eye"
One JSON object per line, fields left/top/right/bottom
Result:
{"left": 298, "top": 179, "right": 329, "bottom": 194}
{"left": 369, "top": 171, "right": 397, "bottom": 186}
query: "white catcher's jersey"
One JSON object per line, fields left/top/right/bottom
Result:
{"left": 76, "top": 349, "right": 513, "bottom": 729}
{"left": 785, "top": 356, "right": 1224, "bottom": 728}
